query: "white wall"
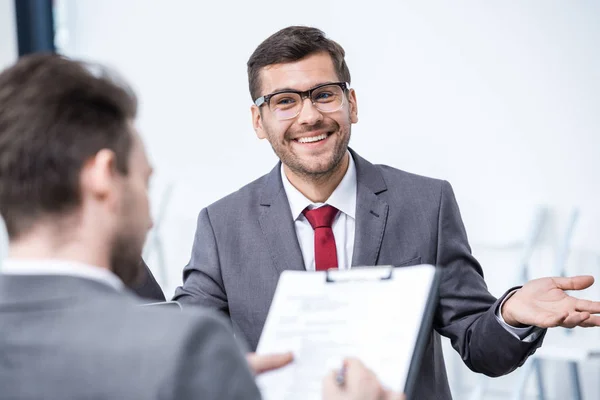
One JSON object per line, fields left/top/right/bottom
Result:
{"left": 0, "top": 0, "right": 17, "bottom": 70}
{"left": 57, "top": 1, "right": 600, "bottom": 398}
{"left": 0, "top": 0, "right": 17, "bottom": 262}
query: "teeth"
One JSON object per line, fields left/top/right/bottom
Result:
{"left": 297, "top": 133, "right": 328, "bottom": 143}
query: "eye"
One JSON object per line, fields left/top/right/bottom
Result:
{"left": 275, "top": 97, "right": 297, "bottom": 106}
{"left": 271, "top": 94, "right": 300, "bottom": 110}
{"left": 314, "top": 91, "right": 336, "bottom": 102}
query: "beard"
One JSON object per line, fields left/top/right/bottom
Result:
{"left": 110, "top": 230, "right": 146, "bottom": 287}
{"left": 109, "top": 186, "right": 148, "bottom": 287}
{"left": 267, "top": 119, "right": 351, "bottom": 180}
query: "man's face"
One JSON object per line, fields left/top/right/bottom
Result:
{"left": 251, "top": 52, "right": 358, "bottom": 179}
{"left": 110, "top": 128, "right": 153, "bottom": 286}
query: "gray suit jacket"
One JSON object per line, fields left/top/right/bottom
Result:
{"left": 173, "top": 149, "right": 545, "bottom": 399}
{"left": 0, "top": 273, "right": 261, "bottom": 400}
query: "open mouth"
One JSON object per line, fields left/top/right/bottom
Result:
{"left": 294, "top": 132, "right": 332, "bottom": 144}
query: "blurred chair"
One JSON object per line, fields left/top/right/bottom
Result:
{"left": 512, "top": 208, "right": 600, "bottom": 400}
{"left": 467, "top": 206, "right": 548, "bottom": 400}
{"left": 142, "top": 183, "right": 174, "bottom": 288}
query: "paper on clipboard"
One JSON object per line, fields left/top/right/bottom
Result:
{"left": 256, "top": 264, "right": 439, "bottom": 400}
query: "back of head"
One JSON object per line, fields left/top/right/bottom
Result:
{"left": 247, "top": 26, "right": 351, "bottom": 101}
{"left": 0, "top": 53, "right": 137, "bottom": 240}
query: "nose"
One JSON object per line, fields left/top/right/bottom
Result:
{"left": 296, "top": 97, "right": 323, "bottom": 125}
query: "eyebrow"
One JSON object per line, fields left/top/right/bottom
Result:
{"left": 269, "top": 81, "right": 338, "bottom": 94}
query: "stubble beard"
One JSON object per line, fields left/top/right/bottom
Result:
{"left": 267, "top": 121, "right": 351, "bottom": 184}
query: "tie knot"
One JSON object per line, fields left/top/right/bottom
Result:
{"left": 303, "top": 205, "right": 339, "bottom": 229}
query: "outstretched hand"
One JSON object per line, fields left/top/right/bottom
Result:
{"left": 502, "top": 275, "right": 600, "bottom": 329}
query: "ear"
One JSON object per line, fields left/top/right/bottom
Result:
{"left": 251, "top": 105, "right": 267, "bottom": 140}
{"left": 80, "top": 149, "right": 119, "bottom": 204}
{"left": 348, "top": 88, "right": 358, "bottom": 124}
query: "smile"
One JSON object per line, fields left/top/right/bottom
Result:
{"left": 295, "top": 133, "right": 330, "bottom": 144}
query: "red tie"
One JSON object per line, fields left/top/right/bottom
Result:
{"left": 303, "top": 205, "right": 339, "bottom": 271}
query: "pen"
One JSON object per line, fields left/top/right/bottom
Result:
{"left": 336, "top": 364, "right": 346, "bottom": 387}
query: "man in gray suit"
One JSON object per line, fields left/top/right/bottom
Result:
{"left": 0, "top": 53, "right": 263, "bottom": 400}
{"left": 173, "top": 26, "right": 600, "bottom": 399}
{"left": 0, "top": 53, "right": 403, "bottom": 400}
{"left": 0, "top": 53, "right": 282, "bottom": 400}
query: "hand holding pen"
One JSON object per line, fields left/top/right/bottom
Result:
{"left": 322, "top": 358, "right": 405, "bottom": 400}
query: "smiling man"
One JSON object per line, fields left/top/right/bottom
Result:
{"left": 173, "top": 26, "right": 600, "bottom": 399}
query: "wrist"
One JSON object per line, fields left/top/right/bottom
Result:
{"left": 501, "top": 291, "right": 528, "bottom": 328}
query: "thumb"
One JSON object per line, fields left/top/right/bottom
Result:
{"left": 552, "top": 276, "right": 595, "bottom": 291}
{"left": 246, "top": 352, "right": 294, "bottom": 374}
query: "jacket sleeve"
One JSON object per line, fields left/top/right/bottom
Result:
{"left": 433, "top": 180, "right": 545, "bottom": 376}
{"left": 130, "top": 258, "right": 166, "bottom": 302}
{"left": 173, "top": 208, "right": 229, "bottom": 317}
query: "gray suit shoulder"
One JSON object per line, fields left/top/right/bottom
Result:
{"left": 116, "top": 302, "right": 259, "bottom": 399}
{"left": 203, "top": 171, "right": 272, "bottom": 217}
{"left": 374, "top": 163, "right": 449, "bottom": 202}
{"left": 115, "top": 301, "right": 239, "bottom": 355}
{"left": 128, "top": 300, "right": 232, "bottom": 335}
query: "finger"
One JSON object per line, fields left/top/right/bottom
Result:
{"left": 343, "top": 357, "right": 381, "bottom": 391}
{"left": 536, "top": 310, "right": 569, "bottom": 328}
{"left": 247, "top": 352, "right": 294, "bottom": 374}
{"left": 578, "top": 314, "right": 600, "bottom": 327}
{"left": 343, "top": 357, "right": 369, "bottom": 377}
{"left": 343, "top": 357, "right": 364, "bottom": 369}
{"left": 553, "top": 276, "right": 595, "bottom": 291}
{"left": 321, "top": 370, "right": 340, "bottom": 394}
{"left": 559, "top": 312, "right": 591, "bottom": 328}
{"left": 574, "top": 298, "right": 600, "bottom": 314}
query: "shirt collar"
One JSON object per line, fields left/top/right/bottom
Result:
{"left": 0, "top": 258, "right": 124, "bottom": 291}
{"left": 281, "top": 151, "right": 357, "bottom": 221}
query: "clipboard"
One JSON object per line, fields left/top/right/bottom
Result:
{"left": 256, "top": 264, "right": 440, "bottom": 400}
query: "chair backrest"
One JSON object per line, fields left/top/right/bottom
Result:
{"left": 553, "top": 208, "right": 580, "bottom": 277}
{"left": 552, "top": 208, "right": 580, "bottom": 338}
{"left": 142, "top": 182, "right": 174, "bottom": 287}
{"left": 518, "top": 206, "right": 548, "bottom": 284}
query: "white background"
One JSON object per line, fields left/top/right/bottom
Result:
{"left": 2, "top": 1, "right": 600, "bottom": 398}
{"left": 0, "top": 0, "right": 16, "bottom": 71}
{"left": 0, "top": 0, "right": 17, "bottom": 259}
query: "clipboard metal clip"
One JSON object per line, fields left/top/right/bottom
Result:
{"left": 325, "top": 266, "right": 394, "bottom": 283}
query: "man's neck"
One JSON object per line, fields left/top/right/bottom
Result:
{"left": 8, "top": 227, "right": 110, "bottom": 270}
{"left": 283, "top": 153, "right": 350, "bottom": 203}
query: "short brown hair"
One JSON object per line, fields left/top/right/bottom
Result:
{"left": 247, "top": 26, "right": 351, "bottom": 101}
{"left": 0, "top": 53, "right": 137, "bottom": 239}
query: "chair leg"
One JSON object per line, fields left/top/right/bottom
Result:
{"left": 533, "top": 359, "right": 546, "bottom": 400}
{"left": 513, "top": 359, "right": 535, "bottom": 400}
{"left": 568, "top": 361, "right": 583, "bottom": 400}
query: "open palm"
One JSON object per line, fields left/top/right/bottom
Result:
{"left": 502, "top": 276, "right": 600, "bottom": 328}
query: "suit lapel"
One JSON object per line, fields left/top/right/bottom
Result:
{"left": 350, "top": 150, "right": 389, "bottom": 267}
{"left": 258, "top": 163, "right": 306, "bottom": 274}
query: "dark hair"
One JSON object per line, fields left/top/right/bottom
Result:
{"left": 0, "top": 53, "right": 137, "bottom": 239}
{"left": 247, "top": 26, "right": 351, "bottom": 101}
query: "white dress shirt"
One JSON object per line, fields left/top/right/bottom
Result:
{"left": 280, "top": 151, "right": 540, "bottom": 342}
{"left": 1, "top": 258, "right": 124, "bottom": 291}
{"left": 281, "top": 152, "right": 357, "bottom": 271}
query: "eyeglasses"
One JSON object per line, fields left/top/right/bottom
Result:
{"left": 254, "top": 82, "right": 349, "bottom": 121}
